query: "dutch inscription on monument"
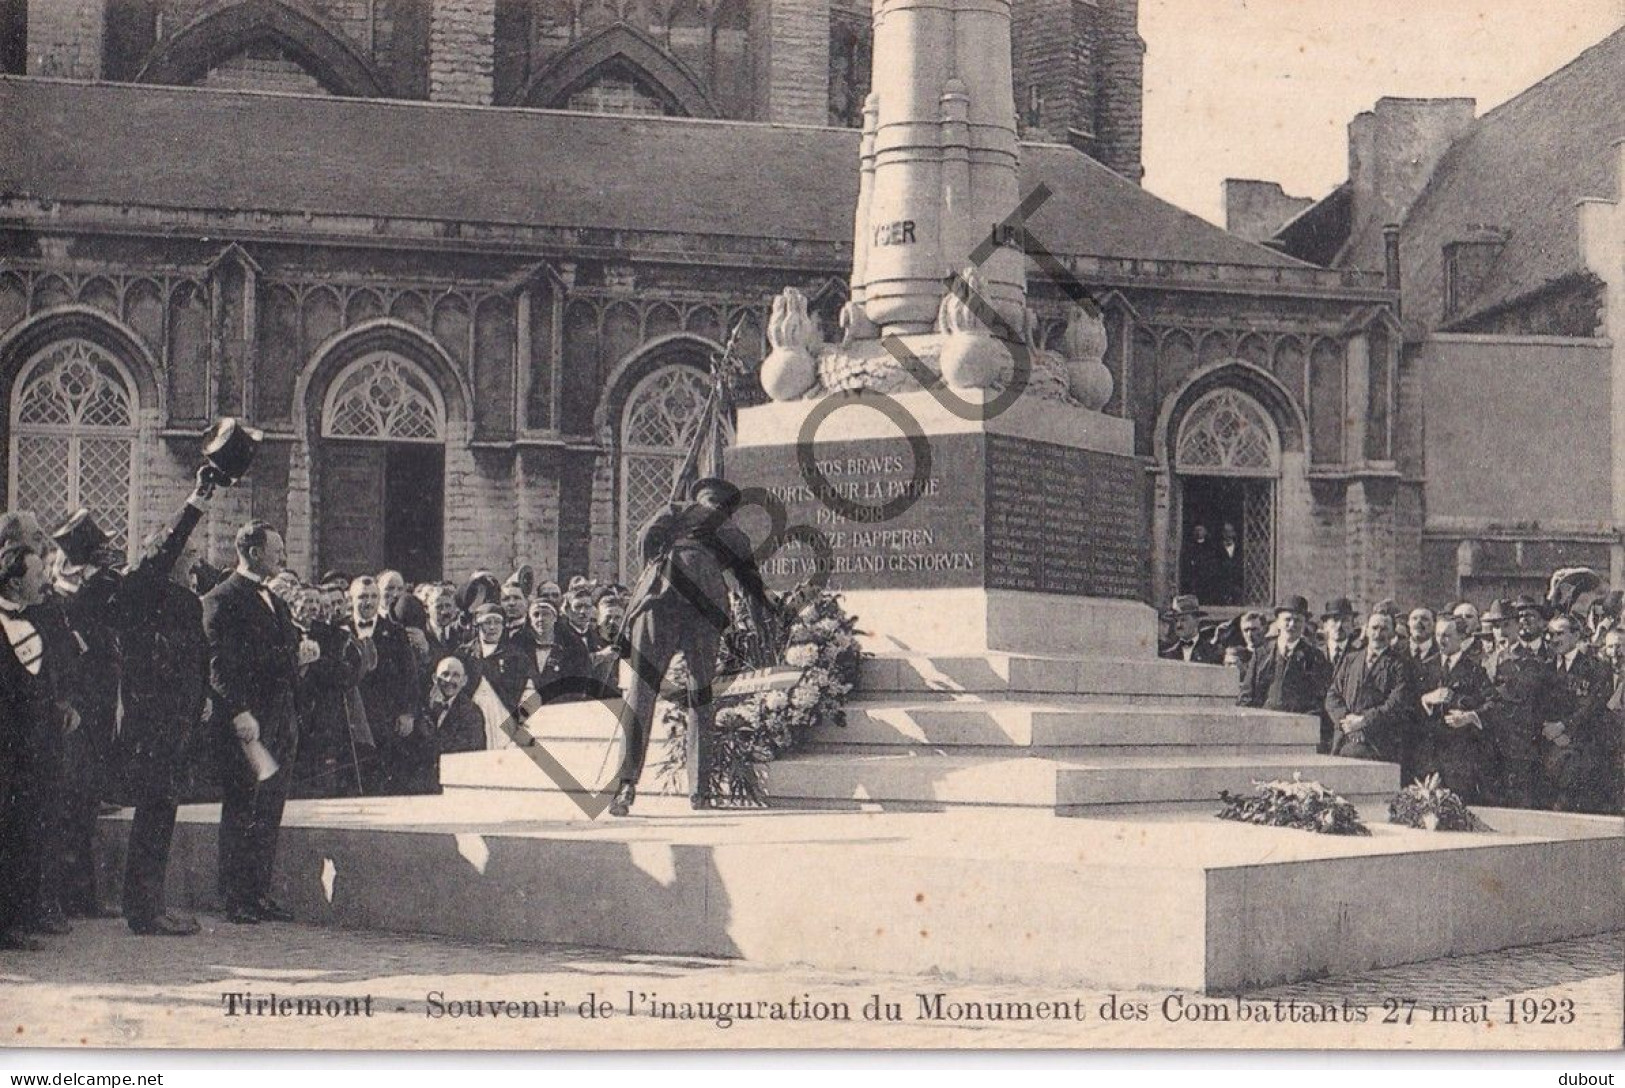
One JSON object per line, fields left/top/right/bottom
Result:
{"left": 984, "top": 433, "right": 1146, "bottom": 600}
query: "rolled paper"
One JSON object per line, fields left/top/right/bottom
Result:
{"left": 241, "top": 737, "right": 280, "bottom": 782}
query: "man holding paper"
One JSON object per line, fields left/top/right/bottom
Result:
{"left": 202, "top": 521, "right": 310, "bottom": 925}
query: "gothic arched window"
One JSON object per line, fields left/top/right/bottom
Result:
{"left": 321, "top": 352, "right": 446, "bottom": 443}
{"left": 619, "top": 363, "right": 710, "bottom": 578}
{"left": 10, "top": 339, "right": 139, "bottom": 552}
{"left": 1174, "top": 387, "right": 1280, "bottom": 475}
{"left": 567, "top": 69, "right": 669, "bottom": 114}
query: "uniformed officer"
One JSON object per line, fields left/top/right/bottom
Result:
{"left": 611, "top": 477, "right": 772, "bottom": 816}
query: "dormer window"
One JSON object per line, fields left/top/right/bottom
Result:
{"left": 1443, "top": 227, "right": 1508, "bottom": 320}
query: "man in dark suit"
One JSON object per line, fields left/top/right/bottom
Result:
{"left": 0, "top": 533, "right": 79, "bottom": 950}
{"left": 202, "top": 521, "right": 304, "bottom": 924}
{"left": 515, "top": 599, "right": 592, "bottom": 704}
{"left": 291, "top": 585, "right": 369, "bottom": 798}
{"left": 348, "top": 576, "right": 419, "bottom": 795}
{"left": 1542, "top": 613, "right": 1613, "bottom": 812}
{"left": 1413, "top": 615, "right": 1497, "bottom": 802}
{"left": 1158, "top": 595, "right": 1223, "bottom": 665}
{"left": 1326, "top": 610, "right": 1414, "bottom": 764}
{"left": 1180, "top": 523, "right": 1217, "bottom": 603}
{"left": 1601, "top": 630, "right": 1624, "bottom": 814}
{"left": 421, "top": 656, "right": 485, "bottom": 762}
{"left": 612, "top": 477, "right": 773, "bottom": 816}
{"left": 111, "top": 472, "right": 214, "bottom": 935}
{"left": 1318, "top": 597, "right": 1364, "bottom": 753}
{"left": 1212, "top": 522, "right": 1243, "bottom": 606}
{"left": 48, "top": 509, "right": 125, "bottom": 920}
{"left": 1238, "top": 596, "right": 1331, "bottom": 715}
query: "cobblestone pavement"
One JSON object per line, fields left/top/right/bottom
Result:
{"left": 0, "top": 920, "right": 1619, "bottom": 1052}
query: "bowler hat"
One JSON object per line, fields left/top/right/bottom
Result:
{"left": 51, "top": 509, "right": 110, "bottom": 566}
{"left": 1162, "top": 594, "right": 1206, "bottom": 620}
{"left": 690, "top": 476, "right": 741, "bottom": 507}
{"left": 1480, "top": 598, "right": 1512, "bottom": 623}
{"left": 1321, "top": 596, "right": 1356, "bottom": 620}
{"left": 200, "top": 417, "right": 264, "bottom": 486}
{"left": 1274, "top": 595, "right": 1310, "bottom": 617}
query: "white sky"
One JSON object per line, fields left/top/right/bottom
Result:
{"left": 1141, "top": 0, "right": 1625, "bottom": 224}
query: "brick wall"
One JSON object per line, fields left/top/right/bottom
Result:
{"left": 1011, "top": 0, "right": 1085, "bottom": 145}
{"left": 429, "top": 0, "right": 493, "bottom": 104}
{"left": 1093, "top": 0, "right": 1142, "bottom": 182}
{"left": 27, "top": 0, "right": 103, "bottom": 78}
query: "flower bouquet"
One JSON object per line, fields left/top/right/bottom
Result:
{"left": 1217, "top": 773, "right": 1371, "bottom": 836}
{"left": 657, "top": 584, "right": 865, "bottom": 805}
{"left": 1387, "top": 773, "right": 1493, "bottom": 832}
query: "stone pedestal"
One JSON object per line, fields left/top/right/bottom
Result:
{"left": 729, "top": 390, "right": 1155, "bottom": 657}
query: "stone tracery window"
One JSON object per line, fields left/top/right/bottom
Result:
{"left": 10, "top": 338, "right": 138, "bottom": 552}
{"left": 1174, "top": 387, "right": 1280, "bottom": 475}
{"left": 568, "top": 72, "right": 669, "bottom": 115}
{"left": 321, "top": 352, "right": 446, "bottom": 443}
{"left": 619, "top": 363, "right": 710, "bottom": 578}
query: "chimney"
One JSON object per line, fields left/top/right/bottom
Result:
{"left": 1348, "top": 97, "right": 1476, "bottom": 246}
{"left": 1224, "top": 179, "right": 1313, "bottom": 243}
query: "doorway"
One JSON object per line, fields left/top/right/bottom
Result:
{"left": 1178, "top": 476, "right": 1273, "bottom": 607}
{"left": 1171, "top": 385, "right": 1282, "bottom": 609}
{"left": 317, "top": 441, "right": 444, "bottom": 583}
{"left": 316, "top": 350, "right": 449, "bottom": 582}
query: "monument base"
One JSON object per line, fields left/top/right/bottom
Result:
{"left": 729, "top": 390, "right": 1156, "bottom": 657}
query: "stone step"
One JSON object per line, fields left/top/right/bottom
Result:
{"left": 765, "top": 751, "right": 1399, "bottom": 812}
{"left": 860, "top": 653, "right": 1241, "bottom": 701}
{"left": 826, "top": 699, "right": 1317, "bottom": 749}
{"left": 102, "top": 801, "right": 1625, "bottom": 993}
{"left": 1054, "top": 754, "right": 1399, "bottom": 811}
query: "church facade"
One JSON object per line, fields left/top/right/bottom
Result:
{"left": 1, "top": 0, "right": 1408, "bottom": 613}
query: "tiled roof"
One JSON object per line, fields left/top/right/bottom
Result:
{"left": 1398, "top": 28, "right": 1625, "bottom": 333}
{"left": 0, "top": 76, "right": 1304, "bottom": 270}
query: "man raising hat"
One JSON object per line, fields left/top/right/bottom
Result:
{"left": 1157, "top": 595, "right": 1222, "bottom": 665}
{"left": 1239, "top": 596, "right": 1331, "bottom": 715}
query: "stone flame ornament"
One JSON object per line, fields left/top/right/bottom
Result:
{"left": 936, "top": 267, "right": 1013, "bottom": 390}
{"left": 1062, "top": 303, "right": 1113, "bottom": 410}
{"left": 759, "top": 287, "right": 823, "bottom": 402}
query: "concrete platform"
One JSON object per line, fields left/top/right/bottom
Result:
{"left": 101, "top": 794, "right": 1623, "bottom": 993}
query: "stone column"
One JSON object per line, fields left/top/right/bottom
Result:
{"left": 429, "top": 0, "right": 495, "bottom": 105}
{"left": 1344, "top": 333, "right": 1370, "bottom": 464}
{"left": 1149, "top": 465, "right": 1172, "bottom": 607}
{"left": 27, "top": 0, "right": 104, "bottom": 79}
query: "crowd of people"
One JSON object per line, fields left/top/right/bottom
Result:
{"left": 3, "top": 463, "right": 1621, "bottom": 952}
{"left": 1159, "top": 589, "right": 1625, "bottom": 816}
{"left": 0, "top": 473, "right": 635, "bottom": 950}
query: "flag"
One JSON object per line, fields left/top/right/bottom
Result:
{"left": 670, "top": 317, "right": 745, "bottom": 503}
